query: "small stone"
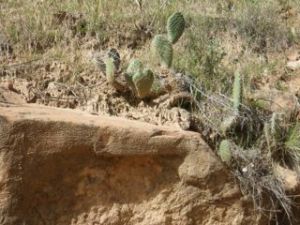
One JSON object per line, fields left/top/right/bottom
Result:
{"left": 287, "top": 60, "right": 300, "bottom": 71}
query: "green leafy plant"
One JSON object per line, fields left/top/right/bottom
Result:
{"left": 167, "top": 12, "right": 185, "bottom": 44}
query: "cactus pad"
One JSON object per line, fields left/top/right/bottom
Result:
{"left": 218, "top": 140, "right": 232, "bottom": 164}
{"left": 105, "top": 58, "right": 116, "bottom": 84}
{"left": 127, "top": 59, "right": 143, "bottom": 76}
{"left": 167, "top": 12, "right": 185, "bottom": 44}
{"left": 133, "top": 69, "right": 154, "bottom": 98}
{"left": 233, "top": 71, "right": 242, "bottom": 113}
{"left": 151, "top": 35, "right": 173, "bottom": 68}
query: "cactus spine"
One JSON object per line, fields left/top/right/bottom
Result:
{"left": 151, "top": 35, "right": 173, "bottom": 68}
{"left": 218, "top": 139, "right": 232, "bottom": 164}
{"left": 167, "top": 12, "right": 185, "bottom": 44}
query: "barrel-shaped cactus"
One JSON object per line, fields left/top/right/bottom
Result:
{"left": 167, "top": 12, "right": 185, "bottom": 44}
{"left": 151, "top": 35, "right": 173, "bottom": 68}
{"left": 233, "top": 71, "right": 242, "bottom": 113}
{"left": 133, "top": 69, "right": 154, "bottom": 98}
{"left": 218, "top": 139, "right": 232, "bottom": 164}
{"left": 105, "top": 58, "right": 116, "bottom": 84}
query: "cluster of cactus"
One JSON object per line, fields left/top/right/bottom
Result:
{"left": 103, "top": 12, "right": 185, "bottom": 98}
{"left": 125, "top": 59, "right": 154, "bottom": 98}
{"left": 104, "top": 56, "right": 154, "bottom": 98}
{"left": 151, "top": 12, "right": 185, "bottom": 68}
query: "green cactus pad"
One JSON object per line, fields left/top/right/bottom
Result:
{"left": 167, "top": 12, "right": 185, "bottom": 44}
{"left": 218, "top": 140, "right": 232, "bottom": 164}
{"left": 127, "top": 59, "right": 143, "bottom": 77}
{"left": 105, "top": 58, "right": 115, "bottom": 84}
{"left": 233, "top": 71, "right": 242, "bottom": 113}
{"left": 124, "top": 72, "right": 136, "bottom": 93}
{"left": 133, "top": 69, "right": 154, "bottom": 98}
{"left": 151, "top": 35, "right": 173, "bottom": 68}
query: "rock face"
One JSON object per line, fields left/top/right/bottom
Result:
{"left": 0, "top": 103, "right": 264, "bottom": 225}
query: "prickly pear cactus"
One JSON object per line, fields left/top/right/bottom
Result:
{"left": 105, "top": 58, "right": 116, "bottom": 84}
{"left": 125, "top": 59, "right": 144, "bottom": 93}
{"left": 151, "top": 35, "right": 173, "bottom": 68}
{"left": 133, "top": 69, "right": 154, "bottom": 98}
{"left": 127, "top": 59, "right": 143, "bottom": 76}
{"left": 167, "top": 12, "right": 185, "bottom": 44}
{"left": 233, "top": 71, "right": 242, "bottom": 113}
{"left": 218, "top": 139, "right": 232, "bottom": 164}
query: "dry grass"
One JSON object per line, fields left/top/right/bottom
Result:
{"left": 1, "top": 1, "right": 299, "bottom": 89}
{"left": 1, "top": 1, "right": 300, "bottom": 223}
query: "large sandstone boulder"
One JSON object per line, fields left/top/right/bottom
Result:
{"left": 0, "top": 103, "right": 264, "bottom": 225}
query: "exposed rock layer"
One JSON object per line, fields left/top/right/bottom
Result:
{"left": 0, "top": 103, "right": 264, "bottom": 225}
